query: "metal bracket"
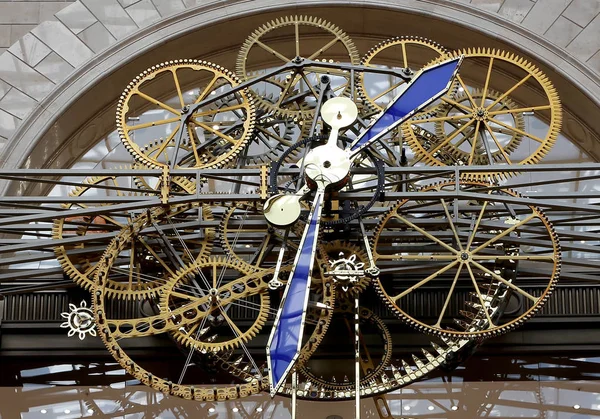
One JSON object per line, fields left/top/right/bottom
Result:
{"left": 160, "top": 166, "right": 170, "bottom": 204}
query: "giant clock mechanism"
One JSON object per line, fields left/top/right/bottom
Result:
{"left": 52, "top": 15, "right": 562, "bottom": 417}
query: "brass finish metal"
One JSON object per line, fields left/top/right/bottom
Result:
{"left": 236, "top": 15, "right": 360, "bottom": 119}
{"left": 358, "top": 36, "right": 448, "bottom": 112}
{"left": 116, "top": 60, "right": 256, "bottom": 169}
{"left": 403, "top": 48, "right": 562, "bottom": 180}
{"left": 372, "top": 181, "right": 561, "bottom": 338}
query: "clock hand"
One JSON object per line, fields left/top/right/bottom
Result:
{"left": 348, "top": 56, "right": 463, "bottom": 159}
{"left": 265, "top": 97, "right": 361, "bottom": 395}
{"left": 266, "top": 187, "right": 325, "bottom": 396}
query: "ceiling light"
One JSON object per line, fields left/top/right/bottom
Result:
{"left": 574, "top": 404, "right": 581, "bottom": 410}
{"left": 428, "top": 405, "right": 435, "bottom": 411}
{"left": 87, "top": 409, "right": 94, "bottom": 413}
{"left": 212, "top": 125, "right": 220, "bottom": 130}
{"left": 64, "top": 410, "right": 71, "bottom": 414}
{"left": 451, "top": 405, "right": 459, "bottom": 411}
{"left": 232, "top": 407, "right": 239, "bottom": 412}
{"left": 208, "top": 407, "right": 216, "bottom": 413}
{"left": 41, "top": 410, "right": 47, "bottom": 414}
{"left": 256, "top": 407, "right": 263, "bottom": 412}
{"left": 403, "top": 405, "right": 410, "bottom": 411}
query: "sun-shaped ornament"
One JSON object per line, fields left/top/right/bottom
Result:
{"left": 60, "top": 300, "right": 96, "bottom": 340}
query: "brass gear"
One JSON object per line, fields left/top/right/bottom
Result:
{"left": 371, "top": 180, "right": 561, "bottom": 338}
{"left": 91, "top": 202, "right": 215, "bottom": 300}
{"left": 160, "top": 257, "right": 269, "bottom": 353}
{"left": 243, "top": 108, "right": 309, "bottom": 167}
{"left": 358, "top": 36, "right": 449, "bottom": 112}
{"left": 316, "top": 240, "right": 370, "bottom": 295}
{"left": 116, "top": 60, "right": 256, "bottom": 169}
{"left": 432, "top": 88, "right": 525, "bottom": 165}
{"left": 403, "top": 48, "right": 562, "bottom": 181}
{"left": 218, "top": 201, "right": 305, "bottom": 271}
{"left": 297, "top": 304, "right": 392, "bottom": 392}
{"left": 93, "top": 254, "right": 270, "bottom": 401}
{"left": 53, "top": 173, "right": 198, "bottom": 293}
{"left": 236, "top": 15, "right": 360, "bottom": 120}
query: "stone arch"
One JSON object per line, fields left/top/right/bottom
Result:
{"left": 0, "top": 0, "right": 598, "bottom": 187}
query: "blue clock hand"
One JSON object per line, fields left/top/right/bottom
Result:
{"left": 349, "top": 56, "right": 463, "bottom": 159}
{"left": 266, "top": 188, "right": 324, "bottom": 396}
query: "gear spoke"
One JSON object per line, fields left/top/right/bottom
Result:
{"left": 373, "top": 181, "right": 560, "bottom": 338}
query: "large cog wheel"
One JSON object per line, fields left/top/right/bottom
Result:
{"left": 53, "top": 173, "right": 198, "bottom": 293}
{"left": 160, "top": 257, "right": 269, "bottom": 353}
{"left": 403, "top": 48, "right": 562, "bottom": 180}
{"left": 432, "top": 88, "right": 525, "bottom": 165}
{"left": 93, "top": 255, "right": 273, "bottom": 401}
{"left": 358, "top": 36, "right": 449, "bottom": 112}
{"left": 236, "top": 15, "right": 360, "bottom": 120}
{"left": 371, "top": 181, "right": 561, "bottom": 338}
{"left": 116, "top": 60, "right": 256, "bottom": 169}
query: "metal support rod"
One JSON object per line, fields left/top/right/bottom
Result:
{"left": 291, "top": 371, "right": 298, "bottom": 419}
{"left": 354, "top": 295, "right": 361, "bottom": 419}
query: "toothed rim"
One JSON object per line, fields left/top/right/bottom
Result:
{"left": 371, "top": 180, "right": 561, "bottom": 339}
{"left": 116, "top": 60, "right": 256, "bottom": 170}
{"left": 357, "top": 36, "right": 449, "bottom": 113}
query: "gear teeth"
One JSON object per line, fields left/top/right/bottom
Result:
{"left": 358, "top": 36, "right": 450, "bottom": 113}
{"left": 235, "top": 15, "right": 359, "bottom": 120}
{"left": 116, "top": 60, "right": 255, "bottom": 171}
{"left": 403, "top": 48, "right": 561, "bottom": 182}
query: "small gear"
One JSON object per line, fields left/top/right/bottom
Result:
{"left": 358, "top": 36, "right": 449, "bottom": 113}
{"left": 316, "top": 240, "right": 370, "bottom": 295}
{"left": 243, "top": 109, "right": 305, "bottom": 166}
{"left": 218, "top": 201, "right": 305, "bottom": 271}
{"left": 116, "top": 60, "right": 256, "bottom": 169}
{"left": 60, "top": 300, "right": 96, "bottom": 340}
{"left": 236, "top": 15, "right": 359, "bottom": 120}
{"left": 371, "top": 181, "right": 561, "bottom": 338}
{"left": 403, "top": 48, "right": 562, "bottom": 180}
